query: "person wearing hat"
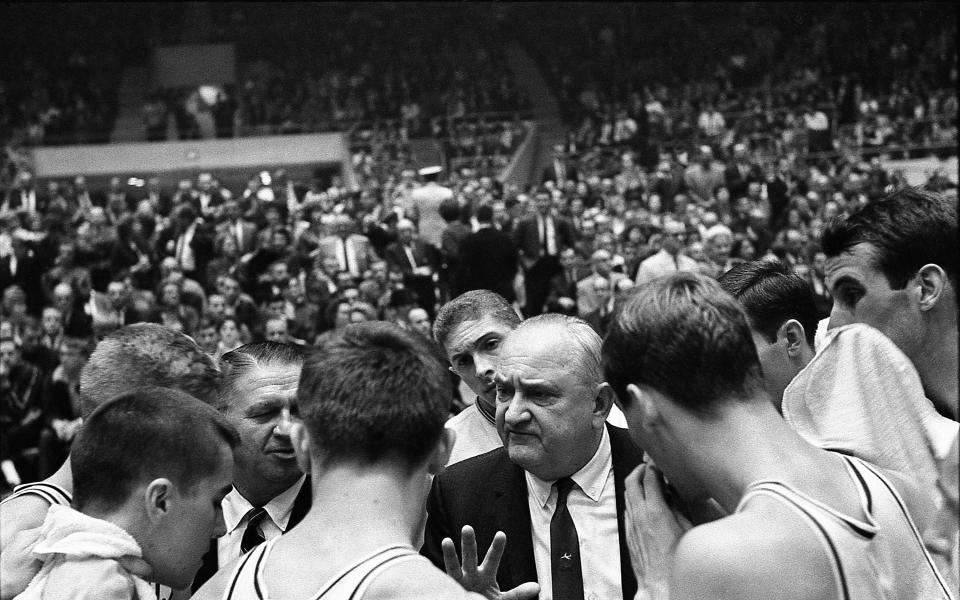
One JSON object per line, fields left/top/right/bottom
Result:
{"left": 634, "top": 220, "right": 698, "bottom": 285}
{"left": 410, "top": 165, "right": 453, "bottom": 250}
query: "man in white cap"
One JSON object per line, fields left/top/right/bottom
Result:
{"left": 410, "top": 166, "right": 453, "bottom": 249}
{"left": 635, "top": 221, "right": 698, "bottom": 285}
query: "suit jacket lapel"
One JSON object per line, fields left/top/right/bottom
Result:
{"left": 609, "top": 424, "right": 644, "bottom": 600}
{"left": 492, "top": 459, "right": 537, "bottom": 589}
{"left": 191, "top": 477, "right": 312, "bottom": 593}
{"left": 288, "top": 475, "right": 312, "bottom": 529}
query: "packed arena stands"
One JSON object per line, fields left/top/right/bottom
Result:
{"left": 1, "top": 1, "right": 957, "bottom": 497}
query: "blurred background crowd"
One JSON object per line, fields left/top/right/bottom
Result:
{"left": 1, "top": 2, "right": 956, "bottom": 488}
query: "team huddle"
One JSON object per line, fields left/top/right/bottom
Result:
{"left": 1, "top": 187, "right": 957, "bottom": 600}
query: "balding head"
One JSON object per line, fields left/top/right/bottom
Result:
{"left": 495, "top": 314, "right": 611, "bottom": 480}
{"left": 504, "top": 314, "right": 603, "bottom": 386}
{"left": 79, "top": 324, "right": 221, "bottom": 417}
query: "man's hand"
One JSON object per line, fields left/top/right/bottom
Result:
{"left": 441, "top": 525, "right": 539, "bottom": 600}
{"left": 626, "top": 461, "right": 694, "bottom": 600}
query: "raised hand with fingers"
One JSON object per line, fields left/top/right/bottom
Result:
{"left": 441, "top": 525, "right": 540, "bottom": 600}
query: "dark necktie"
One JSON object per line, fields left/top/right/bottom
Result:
{"left": 240, "top": 507, "right": 268, "bottom": 554}
{"left": 551, "top": 477, "right": 584, "bottom": 600}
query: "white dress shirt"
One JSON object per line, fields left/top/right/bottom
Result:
{"left": 217, "top": 475, "right": 306, "bottom": 567}
{"left": 525, "top": 427, "right": 622, "bottom": 600}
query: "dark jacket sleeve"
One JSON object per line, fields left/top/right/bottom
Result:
{"left": 421, "top": 471, "right": 456, "bottom": 570}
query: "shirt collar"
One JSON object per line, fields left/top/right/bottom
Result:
{"left": 222, "top": 475, "right": 306, "bottom": 535}
{"left": 526, "top": 426, "right": 612, "bottom": 507}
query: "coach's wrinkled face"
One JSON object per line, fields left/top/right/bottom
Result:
{"left": 224, "top": 362, "right": 303, "bottom": 494}
{"left": 495, "top": 325, "right": 607, "bottom": 481}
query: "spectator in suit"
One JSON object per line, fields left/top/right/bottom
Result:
{"left": 0, "top": 336, "right": 45, "bottom": 487}
{"left": 2, "top": 172, "right": 46, "bottom": 215}
{"left": 51, "top": 282, "right": 93, "bottom": 339}
{"left": 192, "top": 173, "right": 229, "bottom": 221}
{"left": 315, "top": 214, "right": 379, "bottom": 281}
{"left": 583, "top": 277, "right": 615, "bottom": 337}
{"left": 385, "top": 219, "right": 439, "bottom": 320}
{"left": 439, "top": 198, "right": 471, "bottom": 304}
{"left": 0, "top": 234, "right": 46, "bottom": 317}
{"left": 216, "top": 199, "right": 258, "bottom": 257}
{"left": 545, "top": 247, "right": 579, "bottom": 316}
{"left": 156, "top": 204, "right": 215, "bottom": 290}
{"left": 513, "top": 190, "right": 575, "bottom": 317}
{"left": 542, "top": 144, "right": 578, "bottom": 185}
{"left": 457, "top": 204, "right": 518, "bottom": 302}
{"left": 724, "top": 143, "right": 762, "bottom": 200}
{"left": 422, "top": 314, "right": 642, "bottom": 600}
{"left": 142, "top": 177, "right": 173, "bottom": 218}
{"left": 37, "top": 336, "right": 90, "bottom": 478}
{"left": 576, "top": 249, "right": 625, "bottom": 318}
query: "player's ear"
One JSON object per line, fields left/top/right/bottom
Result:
{"left": 144, "top": 478, "right": 174, "bottom": 523}
{"left": 427, "top": 428, "right": 456, "bottom": 475}
{"left": 290, "top": 421, "right": 312, "bottom": 474}
{"left": 916, "top": 264, "right": 947, "bottom": 312}
{"left": 781, "top": 319, "right": 807, "bottom": 358}
{"left": 592, "top": 382, "right": 615, "bottom": 424}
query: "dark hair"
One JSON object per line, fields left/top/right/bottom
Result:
{"left": 439, "top": 198, "right": 461, "bottom": 223}
{"left": 79, "top": 324, "right": 222, "bottom": 417}
{"left": 217, "top": 342, "right": 304, "bottom": 410}
{"left": 475, "top": 204, "right": 494, "bottom": 224}
{"left": 603, "top": 272, "right": 764, "bottom": 415}
{"left": 297, "top": 322, "right": 450, "bottom": 468}
{"left": 821, "top": 187, "right": 957, "bottom": 289}
{"left": 718, "top": 260, "right": 818, "bottom": 347}
{"left": 71, "top": 387, "right": 238, "bottom": 511}
{"left": 433, "top": 289, "right": 520, "bottom": 348}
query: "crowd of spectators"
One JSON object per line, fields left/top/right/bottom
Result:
{"left": 1, "top": 2, "right": 957, "bottom": 493}
{"left": 134, "top": 4, "right": 530, "bottom": 140}
{"left": 518, "top": 3, "right": 956, "bottom": 167}
{"left": 0, "top": 4, "right": 181, "bottom": 148}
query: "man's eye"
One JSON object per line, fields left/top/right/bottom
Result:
{"left": 838, "top": 286, "right": 864, "bottom": 308}
{"left": 485, "top": 338, "right": 501, "bottom": 351}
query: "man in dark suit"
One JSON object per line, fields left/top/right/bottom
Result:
{"left": 422, "top": 315, "right": 642, "bottom": 600}
{"left": 142, "top": 177, "right": 174, "bottom": 218}
{"left": 384, "top": 218, "right": 439, "bottom": 320}
{"left": 191, "top": 172, "right": 229, "bottom": 221}
{"left": 513, "top": 190, "right": 576, "bottom": 317}
{"left": 724, "top": 143, "right": 762, "bottom": 201}
{"left": 545, "top": 248, "right": 579, "bottom": 315}
{"left": 155, "top": 204, "right": 215, "bottom": 289}
{"left": 0, "top": 235, "right": 47, "bottom": 317}
{"left": 457, "top": 204, "right": 518, "bottom": 301}
{"left": 215, "top": 199, "right": 259, "bottom": 257}
{"left": 2, "top": 172, "right": 47, "bottom": 215}
{"left": 192, "top": 341, "right": 311, "bottom": 591}
{"left": 541, "top": 144, "right": 578, "bottom": 185}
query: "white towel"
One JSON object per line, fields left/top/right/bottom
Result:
{"left": 783, "top": 323, "right": 958, "bottom": 490}
{"left": 17, "top": 504, "right": 155, "bottom": 600}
